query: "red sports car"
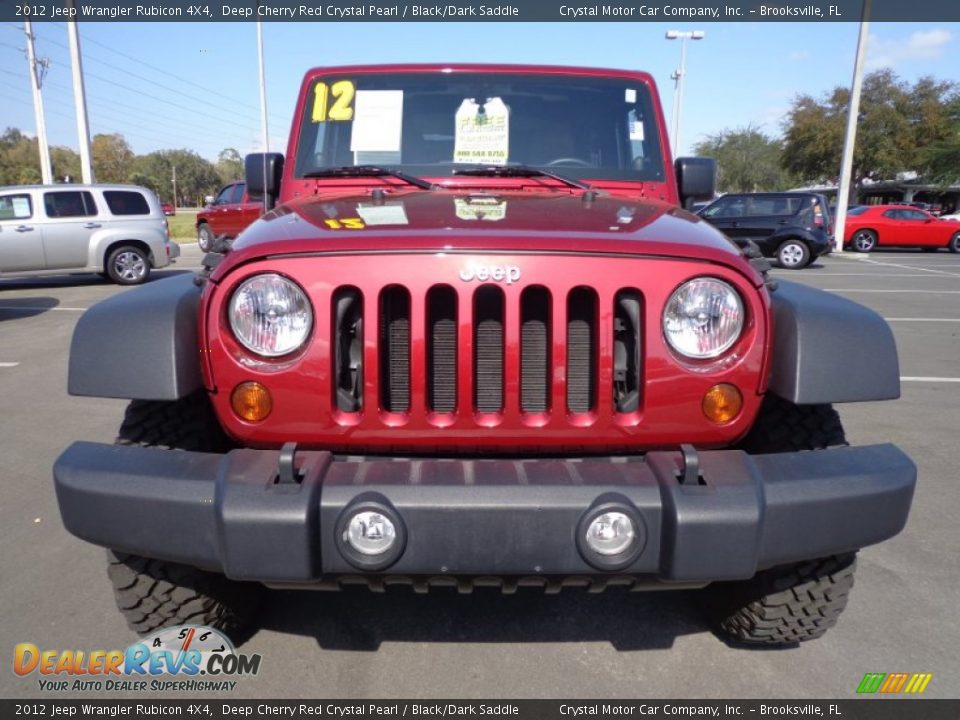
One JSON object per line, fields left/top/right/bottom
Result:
{"left": 845, "top": 204, "right": 960, "bottom": 253}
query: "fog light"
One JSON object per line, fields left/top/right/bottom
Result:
{"left": 702, "top": 383, "right": 742, "bottom": 424}
{"left": 231, "top": 381, "right": 272, "bottom": 422}
{"left": 585, "top": 512, "right": 636, "bottom": 556}
{"left": 344, "top": 511, "right": 397, "bottom": 556}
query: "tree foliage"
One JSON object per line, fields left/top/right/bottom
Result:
{"left": 215, "top": 148, "right": 244, "bottom": 185}
{"left": 782, "top": 70, "right": 960, "bottom": 188}
{"left": 693, "top": 125, "right": 793, "bottom": 192}
{"left": 0, "top": 127, "right": 228, "bottom": 205}
{"left": 91, "top": 132, "right": 134, "bottom": 183}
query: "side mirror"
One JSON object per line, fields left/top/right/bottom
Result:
{"left": 203, "top": 195, "right": 215, "bottom": 207}
{"left": 245, "top": 152, "right": 285, "bottom": 212}
{"left": 675, "top": 157, "right": 716, "bottom": 211}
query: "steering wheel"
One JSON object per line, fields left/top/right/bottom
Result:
{"left": 545, "top": 157, "right": 594, "bottom": 168}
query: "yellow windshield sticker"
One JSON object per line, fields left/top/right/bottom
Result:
{"left": 323, "top": 218, "right": 365, "bottom": 230}
{"left": 311, "top": 80, "right": 355, "bottom": 123}
{"left": 454, "top": 97, "right": 509, "bottom": 166}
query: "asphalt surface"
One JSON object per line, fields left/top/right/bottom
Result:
{"left": 2, "top": 245, "right": 958, "bottom": 700}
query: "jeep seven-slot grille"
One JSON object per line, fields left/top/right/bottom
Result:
{"left": 332, "top": 285, "right": 642, "bottom": 419}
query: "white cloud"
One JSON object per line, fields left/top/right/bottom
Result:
{"left": 867, "top": 29, "right": 952, "bottom": 69}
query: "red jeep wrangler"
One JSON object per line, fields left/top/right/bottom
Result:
{"left": 55, "top": 65, "right": 915, "bottom": 646}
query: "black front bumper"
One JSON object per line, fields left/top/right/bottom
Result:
{"left": 53, "top": 442, "right": 915, "bottom": 586}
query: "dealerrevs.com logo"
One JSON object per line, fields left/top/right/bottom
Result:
{"left": 13, "top": 626, "right": 261, "bottom": 692}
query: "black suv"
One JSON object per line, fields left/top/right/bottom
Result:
{"left": 697, "top": 192, "right": 833, "bottom": 269}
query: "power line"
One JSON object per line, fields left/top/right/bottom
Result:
{"left": 30, "top": 25, "right": 288, "bottom": 127}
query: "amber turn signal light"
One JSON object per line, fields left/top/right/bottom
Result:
{"left": 702, "top": 384, "right": 742, "bottom": 424}
{"left": 231, "top": 382, "right": 272, "bottom": 422}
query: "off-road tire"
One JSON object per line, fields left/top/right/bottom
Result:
{"left": 107, "top": 551, "right": 263, "bottom": 636}
{"left": 115, "top": 391, "right": 233, "bottom": 452}
{"left": 705, "top": 554, "right": 857, "bottom": 646}
{"left": 109, "top": 393, "right": 263, "bottom": 637}
{"left": 737, "top": 394, "right": 847, "bottom": 454}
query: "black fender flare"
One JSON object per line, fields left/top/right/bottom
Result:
{"left": 767, "top": 280, "right": 900, "bottom": 404}
{"left": 68, "top": 273, "right": 203, "bottom": 400}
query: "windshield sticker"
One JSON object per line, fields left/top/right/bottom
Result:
{"left": 625, "top": 88, "right": 637, "bottom": 104}
{"left": 323, "top": 217, "right": 365, "bottom": 230}
{"left": 453, "top": 97, "right": 509, "bottom": 166}
{"left": 455, "top": 197, "right": 507, "bottom": 222}
{"left": 311, "top": 80, "right": 355, "bottom": 123}
{"left": 350, "top": 90, "right": 404, "bottom": 155}
{"left": 357, "top": 202, "right": 409, "bottom": 226}
{"left": 629, "top": 112, "right": 645, "bottom": 142}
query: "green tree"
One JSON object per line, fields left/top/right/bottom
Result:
{"left": 215, "top": 147, "right": 244, "bottom": 185}
{"left": 693, "top": 125, "right": 793, "bottom": 192}
{"left": 782, "top": 70, "right": 959, "bottom": 194}
{"left": 91, "top": 132, "right": 134, "bottom": 183}
{"left": 131, "top": 149, "right": 219, "bottom": 206}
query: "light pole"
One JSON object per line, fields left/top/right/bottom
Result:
{"left": 665, "top": 30, "right": 704, "bottom": 158}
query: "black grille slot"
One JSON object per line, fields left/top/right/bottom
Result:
{"left": 427, "top": 286, "right": 457, "bottom": 413}
{"left": 567, "top": 288, "right": 597, "bottom": 413}
{"left": 614, "top": 290, "right": 642, "bottom": 413}
{"left": 521, "top": 287, "right": 550, "bottom": 413}
{"left": 474, "top": 286, "right": 504, "bottom": 413}
{"left": 379, "top": 286, "right": 410, "bottom": 413}
{"left": 333, "top": 287, "right": 363, "bottom": 412}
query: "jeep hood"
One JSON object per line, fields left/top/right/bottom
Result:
{"left": 221, "top": 190, "right": 759, "bottom": 284}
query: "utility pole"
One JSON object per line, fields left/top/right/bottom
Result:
{"left": 23, "top": 20, "right": 53, "bottom": 184}
{"left": 171, "top": 165, "right": 178, "bottom": 209}
{"left": 66, "top": 3, "right": 94, "bottom": 184}
{"left": 256, "top": 19, "right": 270, "bottom": 212}
{"left": 665, "top": 30, "right": 705, "bottom": 158}
{"left": 833, "top": 0, "right": 872, "bottom": 253}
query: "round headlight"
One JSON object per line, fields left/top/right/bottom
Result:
{"left": 663, "top": 278, "right": 744, "bottom": 359}
{"left": 229, "top": 274, "right": 312, "bottom": 357}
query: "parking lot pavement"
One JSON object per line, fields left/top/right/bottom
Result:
{"left": 2, "top": 249, "right": 958, "bottom": 699}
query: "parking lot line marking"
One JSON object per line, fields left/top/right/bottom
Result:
{"left": 885, "top": 317, "right": 960, "bottom": 322}
{"left": 0, "top": 362, "right": 19, "bottom": 368}
{"left": 901, "top": 376, "right": 960, "bottom": 383}
{"left": 823, "top": 289, "right": 960, "bottom": 294}
{"left": 0, "top": 306, "right": 86, "bottom": 312}
{"left": 801, "top": 273, "right": 951, "bottom": 278}
{"left": 835, "top": 255, "right": 960, "bottom": 277}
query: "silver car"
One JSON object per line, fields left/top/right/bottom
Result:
{"left": 0, "top": 184, "right": 180, "bottom": 285}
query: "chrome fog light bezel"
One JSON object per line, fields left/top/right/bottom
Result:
{"left": 335, "top": 498, "right": 406, "bottom": 571}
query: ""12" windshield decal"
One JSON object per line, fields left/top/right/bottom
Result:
{"left": 311, "top": 80, "right": 355, "bottom": 123}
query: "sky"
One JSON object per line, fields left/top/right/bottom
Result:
{"left": 1, "top": 20, "right": 958, "bottom": 166}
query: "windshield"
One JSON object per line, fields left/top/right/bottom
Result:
{"left": 294, "top": 72, "right": 665, "bottom": 183}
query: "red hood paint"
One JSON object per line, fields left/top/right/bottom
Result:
{"left": 215, "top": 190, "right": 761, "bottom": 286}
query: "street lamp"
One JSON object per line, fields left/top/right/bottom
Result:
{"left": 665, "top": 30, "right": 705, "bottom": 157}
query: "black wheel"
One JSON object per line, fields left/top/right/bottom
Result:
{"left": 776, "top": 240, "right": 811, "bottom": 270}
{"left": 949, "top": 232, "right": 960, "bottom": 254}
{"left": 106, "top": 245, "right": 150, "bottom": 285}
{"left": 109, "top": 393, "right": 263, "bottom": 637}
{"left": 197, "top": 223, "right": 215, "bottom": 253}
{"left": 851, "top": 229, "right": 877, "bottom": 253}
{"left": 705, "top": 553, "right": 857, "bottom": 646}
{"left": 737, "top": 394, "right": 847, "bottom": 454}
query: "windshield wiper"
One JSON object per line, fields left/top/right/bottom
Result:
{"left": 452, "top": 164, "right": 591, "bottom": 190}
{"left": 303, "top": 165, "right": 435, "bottom": 190}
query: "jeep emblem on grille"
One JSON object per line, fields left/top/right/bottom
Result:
{"left": 459, "top": 263, "right": 521, "bottom": 284}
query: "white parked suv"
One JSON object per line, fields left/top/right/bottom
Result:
{"left": 0, "top": 184, "right": 180, "bottom": 285}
